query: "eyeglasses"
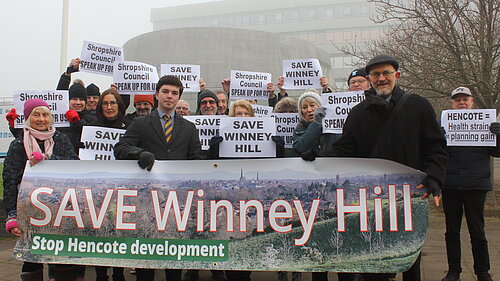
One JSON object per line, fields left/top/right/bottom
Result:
{"left": 369, "top": 71, "right": 396, "bottom": 78}
{"left": 200, "top": 100, "right": 216, "bottom": 105}
{"left": 102, "top": 101, "right": 118, "bottom": 107}
{"left": 349, "top": 79, "right": 368, "bottom": 85}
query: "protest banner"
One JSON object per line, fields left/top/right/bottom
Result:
{"left": 251, "top": 104, "right": 273, "bottom": 117}
{"left": 113, "top": 61, "right": 159, "bottom": 95}
{"left": 229, "top": 70, "right": 271, "bottom": 100}
{"left": 322, "top": 91, "right": 365, "bottom": 134}
{"left": 79, "top": 126, "right": 126, "bottom": 160}
{"left": 160, "top": 64, "right": 200, "bottom": 92}
{"left": 271, "top": 113, "right": 299, "bottom": 148}
{"left": 282, "top": 59, "right": 322, "bottom": 90}
{"left": 80, "top": 41, "right": 124, "bottom": 76}
{"left": 13, "top": 90, "right": 69, "bottom": 128}
{"left": 184, "top": 116, "right": 225, "bottom": 150}
{"left": 441, "top": 109, "right": 497, "bottom": 146}
{"left": 219, "top": 117, "right": 276, "bottom": 157}
{"left": 15, "top": 158, "right": 427, "bottom": 272}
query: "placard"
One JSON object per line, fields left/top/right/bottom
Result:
{"left": 219, "top": 117, "right": 276, "bottom": 157}
{"left": 271, "top": 113, "right": 299, "bottom": 149}
{"left": 113, "top": 61, "right": 159, "bottom": 95}
{"left": 13, "top": 90, "right": 70, "bottom": 128}
{"left": 184, "top": 116, "right": 225, "bottom": 150}
{"left": 15, "top": 158, "right": 428, "bottom": 272}
{"left": 229, "top": 70, "right": 271, "bottom": 100}
{"left": 282, "top": 59, "right": 322, "bottom": 90}
{"left": 80, "top": 41, "right": 124, "bottom": 76}
{"left": 160, "top": 64, "right": 200, "bottom": 92}
{"left": 441, "top": 109, "right": 497, "bottom": 146}
{"left": 322, "top": 91, "right": 365, "bottom": 134}
{"left": 79, "top": 126, "right": 126, "bottom": 160}
{"left": 251, "top": 104, "right": 273, "bottom": 117}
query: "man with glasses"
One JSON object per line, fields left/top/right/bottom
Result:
{"left": 331, "top": 54, "right": 447, "bottom": 281}
{"left": 196, "top": 89, "right": 219, "bottom": 115}
{"left": 347, "top": 68, "right": 370, "bottom": 91}
{"left": 175, "top": 100, "right": 191, "bottom": 117}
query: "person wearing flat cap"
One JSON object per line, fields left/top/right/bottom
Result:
{"left": 330, "top": 54, "right": 448, "bottom": 281}
{"left": 439, "top": 87, "right": 497, "bottom": 281}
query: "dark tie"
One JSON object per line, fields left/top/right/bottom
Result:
{"left": 163, "top": 115, "right": 172, "bottom": 143}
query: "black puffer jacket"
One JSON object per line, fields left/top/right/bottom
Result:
{"left": 443, "top": 145, "right": 500, "bottom": 191}
{"left": 3, "top": 131, "right": 78, "bottom": 219}
{"left": 57, "top": 110, "right": 97, "bottom": 153}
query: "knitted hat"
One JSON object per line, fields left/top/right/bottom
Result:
{"left": 365, "top": 54, "right": 399, "bottom": 74}
{"left": 86, "top": 83, "right": 100, "bottom": 97}
{"left": 69, "top": 83, "right": 87, "bottom": 100}
{"left": 24, "top": 98, "right": 50, "bottom": 119}
{"left": 197, "top": 90, "right": 219, "bottom": 114}
{"left": 297, "top": 89, "right": 322, "bottom": 121}
{"left": 347, "top": 68, "right": 368, "bottom": 84}
{"left": 134, "top": 94, "right": 154, "bottom": 106}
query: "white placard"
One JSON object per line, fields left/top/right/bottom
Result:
{"left": 160, "top": 64, "right": 200, "bottom": 92}
{"left": 282, "top": 59, "right": 323, "bottom": 90}
{"left": 113, "top": 61, "right": 159, "bottom": 95}
{"left": 79, "top": 126, "right": 126, "bottom": 160}
{"left": 229, "top": 70, "right": 271, "bottom": 100}
{"left": 322, "top": 91, "right": 365, "bottom": 134}
{"left": 251, "top": 104, "right": 273, "bottom": 117}
{"left": 219, "top": 117, "right": 276, "bottom": 158}
{"left": 184, "top": 115, "right": 225, "bottom": 150}
{"left": 13, "top": 90, "right": 70, "bottom": 128}
{"left": 80, "top": 41, "right": 124, "bottom": 76}
{"left": 271, "top": 113, "right": 299, "bottom": 149}
{"left": 441, "top": 109, "right": 497, "bottom": 146}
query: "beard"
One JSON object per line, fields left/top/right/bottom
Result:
{"left": 374, "top": 83, "right": 393, "bottom": 98}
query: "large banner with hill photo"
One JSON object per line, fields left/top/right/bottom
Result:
{"left": 15, "top": 158, "right": 427, "bottom": 273}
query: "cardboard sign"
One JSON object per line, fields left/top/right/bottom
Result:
{"left": 271, "top": 113, "right": 299, "bottom": 148}
{"left": 251, "top": 104, "right": 273, "bottom": 117}
{"left": 80, "top": 41, "right": 124, "bottom": 76}
{"left": 79, "top": 126, "right": 125, "bottom": 160}
{"left": 219, "top": 117, "right": 276, "bottom": 157}
{"left": 441, "top": 109, "right": 497, "bottom": 146}
{"left": 16, "top": 158, "right": 427, "bottom": 272}
{"left": 160, "top": 64, "right": 200, "bottom": 92}
{"left": 322, "top": 91, "right": 365, "bottom": 134}
{"left": 184, "top": 116, "right": 225, "bottom": 150}
{"left": 229, "top": 70, "right": 271, "bottom": 100}
{"left": 113, "top": 61, "right": 159, "bottom": 95}
{"left": 13, "top": 90, "right": 70, "bottom": 128}
{"left": 282, "top": 59, "right": 322, "bottom": 89}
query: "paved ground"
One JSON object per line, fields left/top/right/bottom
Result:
{"left": 0, "top": 210, "right": 497, "bottom": 281}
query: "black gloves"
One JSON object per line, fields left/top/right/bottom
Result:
{"left": 209, "top": 136, "right": 223, "bottom": 146}
{"left": 313, "top": 107, "right": 327, "bottom": 124}
{"left": 490, "top": 122, "right": 500, "bottom": 136}
{"left": 271, "top": 135, "right": 284, "bottom": 146}
{"left": 420, "top": 176, "right": 441, "bottom": 197}
{"left": 440, "top": 126, "right": 446, "bottom": 137}
{"left": 138, "top": 151, "right": 155, "bottom": 171}
{"left": 272, "top": 136, "right": 285, "bottom": 158}
{"left": 66, "top": 65, "right": 79, "bottom": 75}
{"left": 300, "top": 149, "right": 317, "bottom": 161}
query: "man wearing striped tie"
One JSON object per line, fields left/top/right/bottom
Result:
{"left": 114, "top": 75, "right": 202, "bottom": 281}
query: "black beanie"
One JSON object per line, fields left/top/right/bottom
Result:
{"left": 69, "top": 84, "right": 87, "bottom": 100}
{"left": 196, "top": 90, "right": 219, "bottom": 114}
{"left": 86, "top": 83, "right": 100, "bottom": 96}
{"left": 347, "top": 68, "right": 368, "bottom": 84}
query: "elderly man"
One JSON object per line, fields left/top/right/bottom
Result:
{"left": 331, "top": 54, "right": 448, "bottom": 281}
{"left": 347, "top": 68, "right": 369, "bottom": 91}
{"left": 215, "top": 90, "right": 228, "bottom": 115}
{"left": 196, "top": 89, "right": 219, "bottom": 115}
{"left": 440, "top": 87, "right": 498, "bottom": 281}
{"left": 123, "top": 94, "right": 154, "bottom": 126}
{"left": 175, "top": 100, "right": 191, "bottom": 117}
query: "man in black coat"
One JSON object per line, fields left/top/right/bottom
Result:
{"left": 114, "top": 75, "right": 201, "bottom": 281}
{"left": 331, "top": 54, "right": 448, "bottom": 281}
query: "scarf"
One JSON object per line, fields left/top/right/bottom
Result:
{"left": 23, "top": 125, "right": 56, "bottom": 158}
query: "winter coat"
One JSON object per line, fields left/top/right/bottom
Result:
{"left": 331, "top": 86, "right": 448, "bottom": 185}
{"left": 3, "top": 131, "right": 78, "bottom": 218}
{"left": 57, "top": 110, "right": 97, "bottom": 153}
{"left": 293, "top": 119, "right": 341, "bottom": 158}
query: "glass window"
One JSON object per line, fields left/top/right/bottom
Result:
{"left": 343, "top": 6, "right": 351, "bottom": 16}
{"left": 308, "top": 9, "right": 316, "bottom": 18}
{"left": 258, "top": 14, "right": 265, "bottom": 24}
{"left": 291, "top": 10, "right": 299, "bottom": 21}
{"left": 242, "top": 15, "right": 250, "bottom": 25}
{"left": 275, "top": 13, "right": 282, "bottom": 23}
{"left": 325, "top": 8, "right": 334, "bottom": 18}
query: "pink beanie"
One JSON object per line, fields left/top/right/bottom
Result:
{"left": 24, "top": 99, "right": 50, "bottom": 118}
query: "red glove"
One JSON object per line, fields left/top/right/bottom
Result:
{"left": 65, "top": 110, "right": 80, "bottom": 124}
{"left": 6, "top": 108, "right": 18, "bottom": 127}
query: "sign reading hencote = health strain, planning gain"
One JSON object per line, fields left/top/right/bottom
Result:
{"left": 15, "top": 158, "right": 427, "bottom": 272}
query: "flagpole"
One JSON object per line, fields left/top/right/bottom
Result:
{"left": 60, "top": 0, "right": 69, "bottom": 73}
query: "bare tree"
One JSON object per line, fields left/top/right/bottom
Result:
{"left": 342, "top": 0, "right": 500, "bottom": 109}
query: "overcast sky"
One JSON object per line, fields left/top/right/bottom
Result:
{"left": 0, "top": 0, "right": 215, "bottom": 98}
